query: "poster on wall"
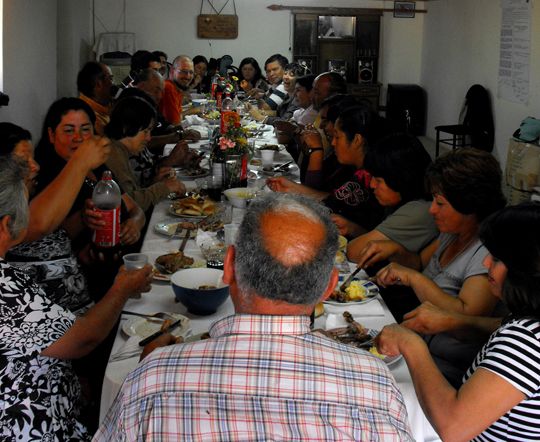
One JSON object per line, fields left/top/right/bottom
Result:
{"left": 498, "top": 0, "right": 531, "bottom": 104}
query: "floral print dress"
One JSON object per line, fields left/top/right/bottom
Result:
{"left": 0, "top": 259, "right": 89, "bottom": 441}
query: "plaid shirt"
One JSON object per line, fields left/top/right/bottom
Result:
{"left": 94, "top": 314, "right": 413, "bottom": 441}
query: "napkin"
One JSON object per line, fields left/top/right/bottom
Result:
{"left": 324, "top": 299, "right": 385, "bottom": 330}
{"left": 109, "top": 336, "right": 142, "bottom": 362}
{"left": 196, "top": 229, "right": 218, "bottom": 246}
{"left": 183, "top": 115, "right": 206, "bottom": 127}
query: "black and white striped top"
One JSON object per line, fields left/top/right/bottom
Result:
{"left": 464, "top": 319, "right": 540, "bottom": 442}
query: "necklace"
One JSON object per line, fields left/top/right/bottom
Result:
{"left": 439, "top": 234, "right": 478, "bottom": 268}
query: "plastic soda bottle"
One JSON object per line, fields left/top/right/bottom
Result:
{"left": 92, "top": 170, "right": 122, "bottom": 257}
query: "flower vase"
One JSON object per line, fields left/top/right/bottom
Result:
{"left": 223, "top": 154, "right": 244, "bottom": 189}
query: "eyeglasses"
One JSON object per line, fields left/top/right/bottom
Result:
{"left": 174, "top": 69, "right": 195, "bottom": 76}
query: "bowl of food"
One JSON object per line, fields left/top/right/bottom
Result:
{"left": 171, "top": 268, "right": 230, "bottom": 315}
{"left": 223, "top": 187, "right": 249, "bottom": 209}
{"left": 199, "top": 239, "right": 228, "bottom": 259}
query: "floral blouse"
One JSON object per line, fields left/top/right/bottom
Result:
{"left": 0, "top": 259, "right": 89, "bottom": 441}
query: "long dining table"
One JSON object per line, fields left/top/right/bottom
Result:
{"left": 98, "top": 121, "right": 441, "bottom": 442}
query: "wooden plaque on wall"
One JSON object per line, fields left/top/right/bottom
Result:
{"left": 198, "top": 14, "right": 238, "bottom": 39}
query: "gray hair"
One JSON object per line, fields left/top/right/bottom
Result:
{"left": 234, "top": 192, "right": 339, "bottom": 306}
{"left": 0, "top": 157, "right": 29, "bottom": 240}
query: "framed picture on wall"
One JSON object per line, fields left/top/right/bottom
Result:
{"left": 394, "top": 2, "right": 415, "bottom": 18}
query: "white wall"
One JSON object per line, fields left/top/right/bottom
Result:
{"left": 2, "top": 0, "right": 57, "bottom": 139}
{"left": 421, "top": 0, "right": 540, "bottom": 165}
{"left": 89, "top": 0, "right": 425, "bottom": 91}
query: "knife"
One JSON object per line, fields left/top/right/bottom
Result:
{"left": 339, "top": 267, "right": 363, "bottom": 292}
{"left": 272, "top": 160, "right": 293, "bottom": 171}
{"left": 179, "top": 227, "right": 192, "bottom": 252}
{"left": 138, "top": 318, "right": 184, "bottom": 347}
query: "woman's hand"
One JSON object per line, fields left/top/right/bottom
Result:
{"left": 119, "top": 218, "right": 141, "bottom": 246}
{"left": 114, "top": 264, "right": 153, "bottom": 299}
{"left": 372, "top": 262, "right": 420, "bottom": 288}
{"left": 356, "top": 240, "right": 402, "bottom": 269}
{"left": 375, "top": 323, "right": 425, "bottom": 357}
{"left": 167, "top": 142, "right": 189, "bottom": 165}
{"left": 71, "top": 135, "right": 111, "bottom": 171}
{"left": 401, "top": 302, "right": 460, "bottom": 335}
{"left": 266, "top": 176, "right": 300, "bottom": 193}
{"left": 82, "top": 199, "right": 104, "bottom": 230}
{"left": 331, "top": 214, "right": 357, "bottom": 237}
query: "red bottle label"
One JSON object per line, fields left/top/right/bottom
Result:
{"left": 92, "top": 206, "right": 121, "bottom": 248}
{"left": 241, "top": 156, "right": 247, "bottom": 180}
{"left": 211, "top": 83, "right": 217, "bottom": 97}
{"left": 216, "top": 92, "right": 223, "bottom": 110}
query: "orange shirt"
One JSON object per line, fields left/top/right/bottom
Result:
{"left": 158, "top": 80, "right": 183, "bottom": 124}
{"left": 79, "top": 93, "right": 110, "bottom": 136}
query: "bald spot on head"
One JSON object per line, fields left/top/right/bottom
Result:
{"left": 173, "top": 55, "right": 193, "bottom": 68}
{"left": 260, "top": 211, "right": 325, "bottom": 267}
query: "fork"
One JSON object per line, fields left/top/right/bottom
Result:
{"left": 121, "top": 311, "right": 175, "bottom": 323}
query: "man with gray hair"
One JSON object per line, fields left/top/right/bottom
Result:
{"left": 95, "top": 192, "right": 413, "bottom": 441}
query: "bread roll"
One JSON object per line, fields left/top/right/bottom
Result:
{"left": 314, "top": 302, "right": 324, "bottom": 318}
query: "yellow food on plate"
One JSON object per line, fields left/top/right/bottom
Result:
{"left": 335, "top": 251, "right": 346, "bottom": 263}
{"left": 344, "top": 281, "right": 368, "bottom": 301}
{"left": 369, "top": 347, "right": 385, "bottom": 359}
{"left": 338, "top": 235, "right": 348, "bottom": 250}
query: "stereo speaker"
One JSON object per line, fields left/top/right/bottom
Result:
{"left": 358, "top": 59, "right": 376, "bottom": 83}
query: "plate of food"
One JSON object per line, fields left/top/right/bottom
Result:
{"left": 122, "top": 312, "right": 190, "bottom": 339}
{"left": 174, "top": 167, "right": 209, "bottom": 179}
{"left": 324, "top": 278, "right": 379, "bottom": 305}
{"left": 256, "top": 143, "right": 284, "bottom": 152}
{"left": 316, "top": 312, "right": 401, "bottom": 366}
{"left": 154, "top": 219, "right": 199, "bottom": 237}
{"left": 152, "top": 260, "right": 206, "bottom": 281}
{"left": 259, "top": 164, "right": 298, "bottom": 177}
{"left": 169, "top": 195, "right": 216, "bottom": 217}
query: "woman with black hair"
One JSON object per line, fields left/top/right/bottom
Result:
{"left": 237, "top": 57, "right": 268, "bottom": 95}
{"left": 268, "top": 105, "right": 392, "bottom": 230}
{"left": 376, "top": 202, "right": 540, "bottom": 442}
{"left": 189, "top": 55, "right": 209, "bottom": 94}
{"left": 104, "top": 96, "right": 186, "bottom": 211}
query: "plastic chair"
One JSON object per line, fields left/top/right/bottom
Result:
{"left": 434, "top": 84, "right": 494, "bottom": 157}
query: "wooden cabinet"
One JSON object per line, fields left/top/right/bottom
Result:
{"left": 347, "top": 83, "right": 381, "bottom": 113}
{"left": 293, "top": 11, "right": 381, "bottom": 110}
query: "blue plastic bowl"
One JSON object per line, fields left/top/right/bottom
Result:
{"left": 171, "top": 268, "right": 230, "bottom": 315}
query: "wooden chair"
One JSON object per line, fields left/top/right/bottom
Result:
{"left": 435, "top": 84, "right": 494, "bottom": 157}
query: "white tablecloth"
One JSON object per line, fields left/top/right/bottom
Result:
{"left": 99, "top": 127, "right": 441, "bottom": 442}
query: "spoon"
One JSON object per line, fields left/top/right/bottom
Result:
{"left": 121, "top": 311, "right": 175, "bottom": 322}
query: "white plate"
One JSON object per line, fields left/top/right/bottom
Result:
{"left": 122, "top": 313, "right": 190, "bottom": 339}
{"left": 323, "top": 279, "right": 379, "bottom": 306}
{"left": 327, "top": 327, "right": 402, "bottom": 366}
{"left": 155, "top": 219, "right": 200, "bottom": 236}
{"left": 174, "top": 168, "right": 210, "bottom": 180}
{"left": 255, "top": 144, "right": 285, "bottom": 152}
{"left": 167, "top": 204, "right": 210, "bottom": 219}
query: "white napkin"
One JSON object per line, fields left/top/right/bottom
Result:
{"left": 109, "top": 336, "right": 142, "bottom": 362}
{"left": 196, "top": 229, "right": 218, "bottom": 246}
{"left": 184, "top": 115, "right": 206, "bottom": 127}
{"left": 324, "top": 299, "right": 385, "bottom": 330}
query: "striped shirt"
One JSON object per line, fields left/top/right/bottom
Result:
{"left": 95, "top": 314, "right": 413, "bottom": 441}
{"left": 465, "top": 319, "right": 540, "bottom": 442}
{"left": 265, "top": 82, "right": 288, "bottom": 110}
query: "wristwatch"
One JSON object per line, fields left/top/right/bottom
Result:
{"left": 176, "top": 129, "right": 184, "bottom": 141}
{"left": 307, "top": 147, "right": 323, "bottom": 155}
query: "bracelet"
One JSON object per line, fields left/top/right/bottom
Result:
{"left": 307, "top": 147, "right": 323, "bottom": 155}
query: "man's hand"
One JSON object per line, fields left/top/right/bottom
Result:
{"left": 139, "top": 318, "right": 184, "bottom": 361}
{"left": 183, "top": 129, "right": 201, "bottom": 141}
{"left": 274, "top": 120, "right": 299, "bottom": 138}
{"left": 164, "top": 177, "right": 187, "bottom": 196}
{"left": 113, "top": 264, "right": 153, "bottom": 300}
{"left": 151, "top": 167, "right": 175, "bottom": 184}
{"left": 71, "top": 135, "right": 111, "bottom": 171}
{"left": 331, "top": 214, "right": 357, "bottom": 237}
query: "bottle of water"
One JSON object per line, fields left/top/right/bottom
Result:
{"left": 92, "top": 170, "right": 122, "bottom": 259}
{"left": 211, "top": 70, "right": 220, "bottom": 99}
